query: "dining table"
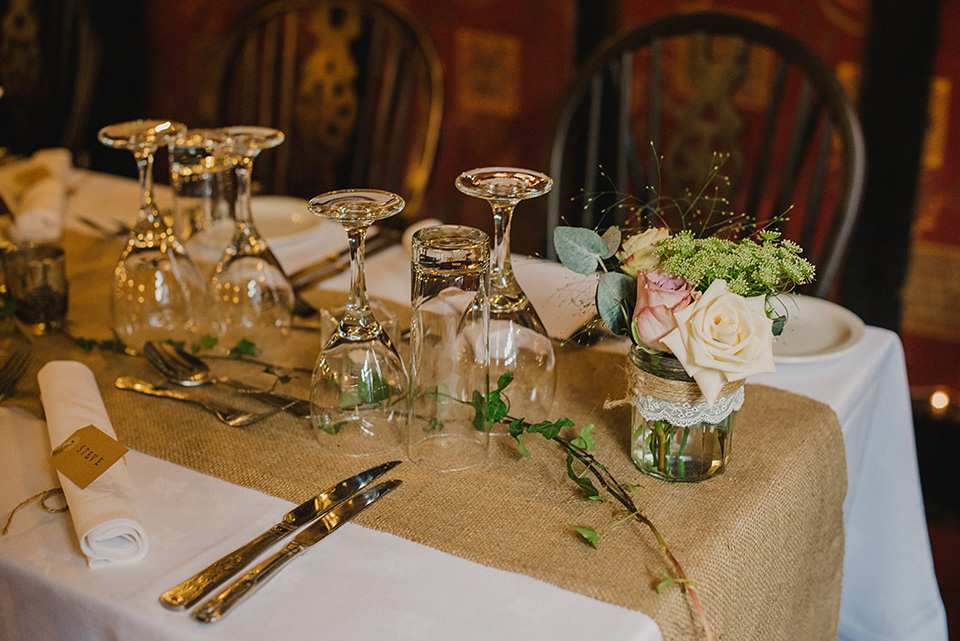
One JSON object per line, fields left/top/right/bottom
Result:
{"left": 0, "top": 166, "right": 948, "bottom": 641}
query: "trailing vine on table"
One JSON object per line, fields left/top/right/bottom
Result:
{"left": 475, "top": 372, "right": 716, "bottom": 641}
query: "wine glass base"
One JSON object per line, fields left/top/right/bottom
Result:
{"left": 409, "top": 432, "right": 488, "bottom": 471}
{"left": 312, "top": 413, "right": 403, "bottom": 457}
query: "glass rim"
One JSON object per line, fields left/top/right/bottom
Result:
{"left": 2, "top": 243, "right": 65, "bottom": 263}
{"left": 412, "top": 223, "right": 489, "bottom": 246}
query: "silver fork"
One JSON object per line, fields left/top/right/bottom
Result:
{"left": 142, "top": 342, "right": 310, "bottom": 419}
{"left": 0, "top": 343, "right": 32, "bottom": 402}
{"left": 114, "top": 377, "right": 291, "bottom": 428}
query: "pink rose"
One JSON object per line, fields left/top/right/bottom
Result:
{"left": 632, "top": 269, "right": 695, "bottom": 351}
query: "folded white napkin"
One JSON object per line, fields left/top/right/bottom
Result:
{"left": 512, "top": 256, "right": 597, "bottom": 340}
{"left": 37, "top": 361, "right": 148, "bottom": 567}
{"left": 0, "top": 148, "right": 72, "bottom": 243}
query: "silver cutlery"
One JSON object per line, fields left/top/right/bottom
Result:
{"left": 142, "top": 341, "right": 310, "bottom": 419}
{"left": 114, "top": 376, "right": 290, "bottom": 427}
{"left": 76, "top": 216, "right": 132, "bottom": 237}
{"left": 160, "top": 460, "right": 401, "bottom": 610}
{"left": 0, "top": 342, "right": 32, "bottom": 402}
{"left": 194, "top": 479, "right": 401, "bottom": 623}
{"left": 289, "top": 227, "right": 401, "bottom": 292}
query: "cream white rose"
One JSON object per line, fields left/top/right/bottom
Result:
{"left": 616, "top": 227, "right": 670, "bottom": 277}
{"left": 661, "top": 279, "right": 775, "bottom": 406}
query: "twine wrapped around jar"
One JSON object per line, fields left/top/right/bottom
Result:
{"left": 613, "top": 363, "right": 744, "bottom": 405}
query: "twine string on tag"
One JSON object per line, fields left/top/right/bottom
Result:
{"left": 2, "top": 487, "right": 68, "bottom": 535}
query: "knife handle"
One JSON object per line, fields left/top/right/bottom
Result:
{"left": 159, "top": 527, "right": 287, "bottom": 610}
{"left": 193, "top": 541, "right": 305, "bottom": 623}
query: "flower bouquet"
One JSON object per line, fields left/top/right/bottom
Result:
{"left": 554, "top": 182, "right": 815, "bottom": 481}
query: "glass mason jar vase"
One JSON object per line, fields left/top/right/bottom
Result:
{"left": 628, "top": 345, "right": 744, "bottom": 482}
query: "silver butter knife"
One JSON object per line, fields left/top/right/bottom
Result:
{"left": 289, "top": 227, "right": 401, "bottom": 292}
{"left": 194, "top": 479, "right": 401, "bottom": 623}
{"left": 159, "top": 461, "right": 401, "bottom": 610}
{"left": 243, "top": 391, "right": 311, "bottom": 419}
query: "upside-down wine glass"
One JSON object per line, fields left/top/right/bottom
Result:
{"left": 308, "top": 189, "right": 408, "bottom": 456}
{"left": 98, "top": 119, "right": 209, "bottom": 354}
{"left": 211, "top": 126, "right": 293, "bottom": 353}
{"left": 455, "top": 167, "right": 556, "bottom": 421}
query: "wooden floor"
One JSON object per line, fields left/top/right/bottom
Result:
{"left": 915, "top": 408, "right": 959, "bottom": 639}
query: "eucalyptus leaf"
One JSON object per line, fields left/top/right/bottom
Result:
{"left": 600, "top": 226, "right": 621, "bottom": 258}
{"left": 553, "top": 226, "right": 609, "bottom": 275}
{"left": 596, "top": 272, "right": 636, "bottom": 336}
{"left": 771, "top": 314, "right": 786, "bottom": 336}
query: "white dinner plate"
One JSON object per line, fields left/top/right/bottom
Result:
{"left": 250, "top": 195, "right": 321, "bottom": 246}
{"left": 772, "top": 294, "right": 865, "bottom": 363}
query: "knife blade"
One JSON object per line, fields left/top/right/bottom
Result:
{"left": 159, "top": 461, "right": 401, "bottom": 610}
{"left": 241, "top": 390, "right": 311, "bottom": 419}
{"left": 290, "top": 227, "right": 401, "bottom": 292}
{"left": 194, "top": 479, "right": 401, "bottom": 623}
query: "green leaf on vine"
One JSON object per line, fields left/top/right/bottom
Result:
{"left": 264, "top": 366, "right": 292, "bottom": 384}
{"left": 229, "top": 339, "right": 261, "bottom": 357}
{"left": 191, "top": 334, "right": 219, "bottom": 353}
{"left": 472, "top": 389, "right": 488, "bottom": 432}
{"left": 656, "top": 569, "right": 697, "bottom": 594}
{"left": 570, "top": 423, "right": 596, "bottom": 451}
{"left": 574, "top": 525, "right": 600, "bottom": 548}
{"left": 566, "top": 452, "right": 601, "bottom": 500}
{"left": 508, "top": 418, "right": 531, "bottom": 457}
{"left": 528, "top": 417, "right": 573, "bottom": 441}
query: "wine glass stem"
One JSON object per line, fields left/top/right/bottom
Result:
{"left": 134, "top": 147, "right": 156, "bottom": 220}
{"left": 345, "top": 226, "right": 370, "bottom": 318}
{"left": 490, "top": 202, "right": 516, "bottom": 295}
{"left": 234, "top": 160, "right": 253, "bottom": 225}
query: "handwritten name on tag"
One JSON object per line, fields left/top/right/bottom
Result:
{"left": 50, "top": 425, "right": 128, "bottom": 489}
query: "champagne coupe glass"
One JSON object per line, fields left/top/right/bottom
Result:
{"left": 455, "top": 167, "right": 556, "bottom": 421}
{"left": 211, "top": 126, "right": 293, "bottom": 352}
{"left": 98, "top": 119, "right": 208, "bottom": 354}
{"left": 308, "top": 189, "right": 408, "bottom": 456}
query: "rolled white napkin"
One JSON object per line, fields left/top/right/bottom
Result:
{"left": 0, "top": 148, "right": 72, "bottom": 243}
{"left": 37, "top": 361, "right": 148, "bottom": 567}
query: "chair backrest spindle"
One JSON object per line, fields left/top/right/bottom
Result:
{"left": 546, "top": 11, "right": 865, "bottom": 298}
{"left": 210, "top": 0, "right": 443, "bottom": 219}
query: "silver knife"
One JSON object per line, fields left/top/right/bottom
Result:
{"left": 242, "top": 391, "right": 311, "bottom": 419}
{"left": 159, "top": 461, "right": 401, "bottom": 610}
{"left": 194, "top": 479, "right": 401, "bottom": 623}
{"left": 290, "top": 227, "right": 401, "bottom": 292}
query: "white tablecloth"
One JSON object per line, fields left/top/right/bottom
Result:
{"left": 0, "top": 169, "right": 947, "bottom": 641}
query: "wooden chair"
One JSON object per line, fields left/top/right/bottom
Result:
{"left": 210, "top": 0, "right": 443, "bottom": 220}
{"left": 546, "top": 11, "right": 865, "bottom": 298}
{"left": 0, "top": 0, "right": 101, "bottom": 164}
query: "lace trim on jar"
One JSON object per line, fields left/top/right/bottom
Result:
{"left": 629, "top": 386, "right": 744, "bottom": 427}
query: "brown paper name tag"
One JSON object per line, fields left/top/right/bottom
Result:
{"left": 50, "top": 425, "right": 128, "bottom": 490}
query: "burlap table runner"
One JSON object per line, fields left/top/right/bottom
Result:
{"left": 6, "top": 232, "right": 846, "bottom": 641}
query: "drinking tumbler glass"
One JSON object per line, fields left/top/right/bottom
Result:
{"left": 408, "top": 225, "right": 490, "bottom": 471}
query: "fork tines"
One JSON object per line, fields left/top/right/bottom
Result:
{"left": 0, "top": 344, "right": 33, "bottom": 401}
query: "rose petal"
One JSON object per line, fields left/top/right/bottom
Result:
{"left": 634, "top": 305, "right": 677, "bottom": 351}
{"left": 661, "top": 279, "right": 775, "bottom": 406}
